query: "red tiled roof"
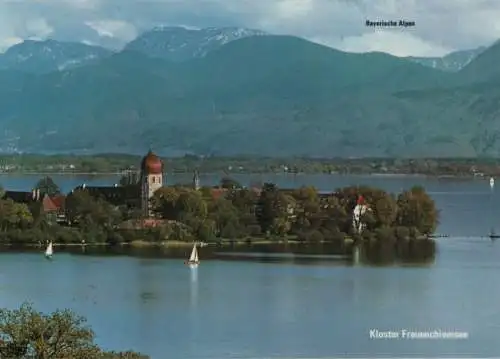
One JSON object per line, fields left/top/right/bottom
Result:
{"left": 50, "top": 195, "right": 66, "bottom": 210}
{"left": 42, "top": 195, "right": 58, "bottom": 212}
{"left": 142, "top": 218, "right": 165, "bottom": 227}
{"left": 210, "top": 188, "right": 228, "bottom": 200}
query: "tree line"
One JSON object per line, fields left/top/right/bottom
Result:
{"left": 148, "top": 180, "right": 438, "bottom": 244}
{"left": 0, "top": 176, "right": 439, "bottom": 246}
{"left": 1, "top": 153, "right": 499, "bottom": 176}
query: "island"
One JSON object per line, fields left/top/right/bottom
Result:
{"left": 0, "top": 151, "right": 439, "bottom": 250}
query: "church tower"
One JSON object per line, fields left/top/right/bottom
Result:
{"left": 140, "top": 150, "right": 164, "bottom": 217}
{"left": 193, "top": 169, "right": 200, "bottom": 191}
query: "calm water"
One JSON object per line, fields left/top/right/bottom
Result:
{"left": 0, "top": 174, "right": 499, "bottom": 358}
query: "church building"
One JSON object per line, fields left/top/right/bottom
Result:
{"left": 140, "top": 150, "right": 164, "bottom": 216}
{"left": 73, "top": 150, "right": 164, "bottom": 217}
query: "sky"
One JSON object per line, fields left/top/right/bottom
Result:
{"left": 0, "top": 0, "right": 499, "bottom": 57}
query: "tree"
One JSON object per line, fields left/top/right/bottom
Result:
{"left": 396, "top": 186, "right": 439, "bottom": 236}
{"left": 219, "top": 177, "right": 242, "bottom": 190}
{"left": 65, "top": 190, "right": 122, "bottom": 233}
{"left": 34, "top": 176, "right": 61, "bottom": 197}
{"left": 0, "top": 303, "right": 148, "bottom": 358}
{"left": 175, "top": 190, "right": 208, "bottom": 220}
{"left": 0, "top": 199, "right": 33, "bottom": 232}
{"left": 321, "top": 195, "right": 349, "bottom": 233}
{"left": 208, "top": 198, "right": 241, "bottom": 237}
{"left": 256, "top": 183, "right": 280, "bottom": 233}
{"left": 150, "top": 187, "right": 181, "bottom": 220}
{"left": 226, "top": 188, "right": 257, "bottom": 214}
{"left": 291, "top": 186, "right": 320, "bottom": 231}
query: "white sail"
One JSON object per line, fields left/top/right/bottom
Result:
{"left": 45, "top": 242, "right": 53, "bottom": 256}
{"left": 490, "top": 177, "right": 495, "bottom": 188}
{"left": 189, "top": 244, "right": 198, "bottom": 262}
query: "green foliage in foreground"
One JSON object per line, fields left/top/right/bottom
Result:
{"left": 0, "top": 303, "right": 148, "bottom": 358}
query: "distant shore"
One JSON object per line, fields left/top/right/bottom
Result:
{"left": 0, "top": 154, "right": 499, "bottom": 177}
{"left": 0, "top": 171, "right": 494, "bottom": 180}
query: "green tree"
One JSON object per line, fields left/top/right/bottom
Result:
{"left": 34, "top": 176, "right": 61, "bottom": 197}
{"left": 226, "top": 188, "right": 257, "bottom": 214}
{"left": 0, "top": 303, "right": 148, "bottom": 358}
{"left": 151, "top": 187, "right": 181, "bottom": 220}
{"left": 321, "top": 195, "right": 349, "bottom": 233}
{"left": 208, "top": 198, "right": 241, "bottom": 237}
{"left": 220, "top": 177, "right": 242, "bottom": 190}
{"left": 291, "top": 186, "right": 320, "bottom": 231}
{"left": 372, "top": 194, "right": 398, "bottom": 228}
{"left": 65, "top": 190, "right": 122, "bottom": 233}
{"left": 0, "top": 199, "right": 33, "bottom": 232}
{"left": 176, "top": 190, "right": 208, "bottom": 220}
{"left": 396, "top": 186, "right": 439, "bottom": 236}
{"left": 256, "top": 183, "right": 280, "bottom": 233}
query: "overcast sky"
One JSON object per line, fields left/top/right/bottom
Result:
{"left": 0, "top": 0, "right": 498, "bottom": 57}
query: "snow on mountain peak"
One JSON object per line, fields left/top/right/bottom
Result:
{"left": 125, "top": 26, "right": 268, "bottom": 61}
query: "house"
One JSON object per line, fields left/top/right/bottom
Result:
{"left": 4, "top": 189, "right": 66, "bottom": 223}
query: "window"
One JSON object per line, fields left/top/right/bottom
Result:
{"left": 152, "top": 177, "right": 155, "bottom": 184}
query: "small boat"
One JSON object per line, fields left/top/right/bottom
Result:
{"left": 490, "top": 177, "right": 495, "bottom": 188}
{"left": 45, "top": 241, "right": 53, "bottom": 259}
{"left": 489, "top": 229, "right": 500, "bottom": 240}
{"left": 185, "top": 243, "right": 200, "bottom": 268}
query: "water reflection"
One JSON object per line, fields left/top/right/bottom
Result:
{"left": 190, "top": 267, "right": 198, "bottom": 311}
{"left": 353, "top": 245, "right": 360, "bottom": 265}
{"left": 0, "top": 239, "right": 436, "bottom": 267}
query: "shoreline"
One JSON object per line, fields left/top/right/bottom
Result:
{"left": 0, "top": 235, "right": 438, "bottom": 250}
{"left": 0, "top": 171, "right": 492, "bottom": 179}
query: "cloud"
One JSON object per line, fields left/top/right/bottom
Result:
{"left": 85, "top": 20, "right": 137, "bottom": 41}
{"left": 0, "top": 0, "right": 499, "bottom": 56}
{"left": 331, "top": 31, "right": 453, "bottom": 57}
{"left": 25, "top": 18, "right": 53, "bottom": 39}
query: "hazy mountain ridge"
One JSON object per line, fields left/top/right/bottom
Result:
{"left": 124, "top": 26, "right": 268, "bottom": 61}
{"left": 0, "top": 40, "right": 113, "bottom": 74}
{"left": 407, "top": 46, "right": 486, "bottom": 72}
{"left": 0, "top": 28, "right": 499, "bottom": 157}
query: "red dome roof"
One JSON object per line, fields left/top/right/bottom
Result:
{"left": 141, "top": 150, "right": 163, "bottom": 175}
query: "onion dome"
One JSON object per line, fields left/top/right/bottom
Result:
{"left": 141, "top": 150, "right": 163, "bottom": 175}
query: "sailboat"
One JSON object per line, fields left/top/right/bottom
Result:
{"left": 45, "top": 241, "right": 53, "bottom": 259}
{"left": 490, "top": 177, "right": 495, "bottom": 189}
{"left": 185, "top": 243, "right": 200, "bottom": 268}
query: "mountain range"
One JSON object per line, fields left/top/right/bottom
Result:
{"left": 407, "top": 46, "right": 487, "bottom": 72}
{"left": 0, "top": 26, "right": 498, "bottom": 157}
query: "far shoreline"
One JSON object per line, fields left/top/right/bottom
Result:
{"left": 0, "top": 154, "right": 497, "bottom": 178}
{"left": 0, "top": 171, "right": 491, "bottom": 180}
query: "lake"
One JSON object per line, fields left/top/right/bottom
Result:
{"left": 0, "top": 173, "right": 498, "bottom": 358}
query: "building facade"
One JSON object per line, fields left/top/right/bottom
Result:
{"left": 72, "top": 149, "right": 165, "bottom": 218}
